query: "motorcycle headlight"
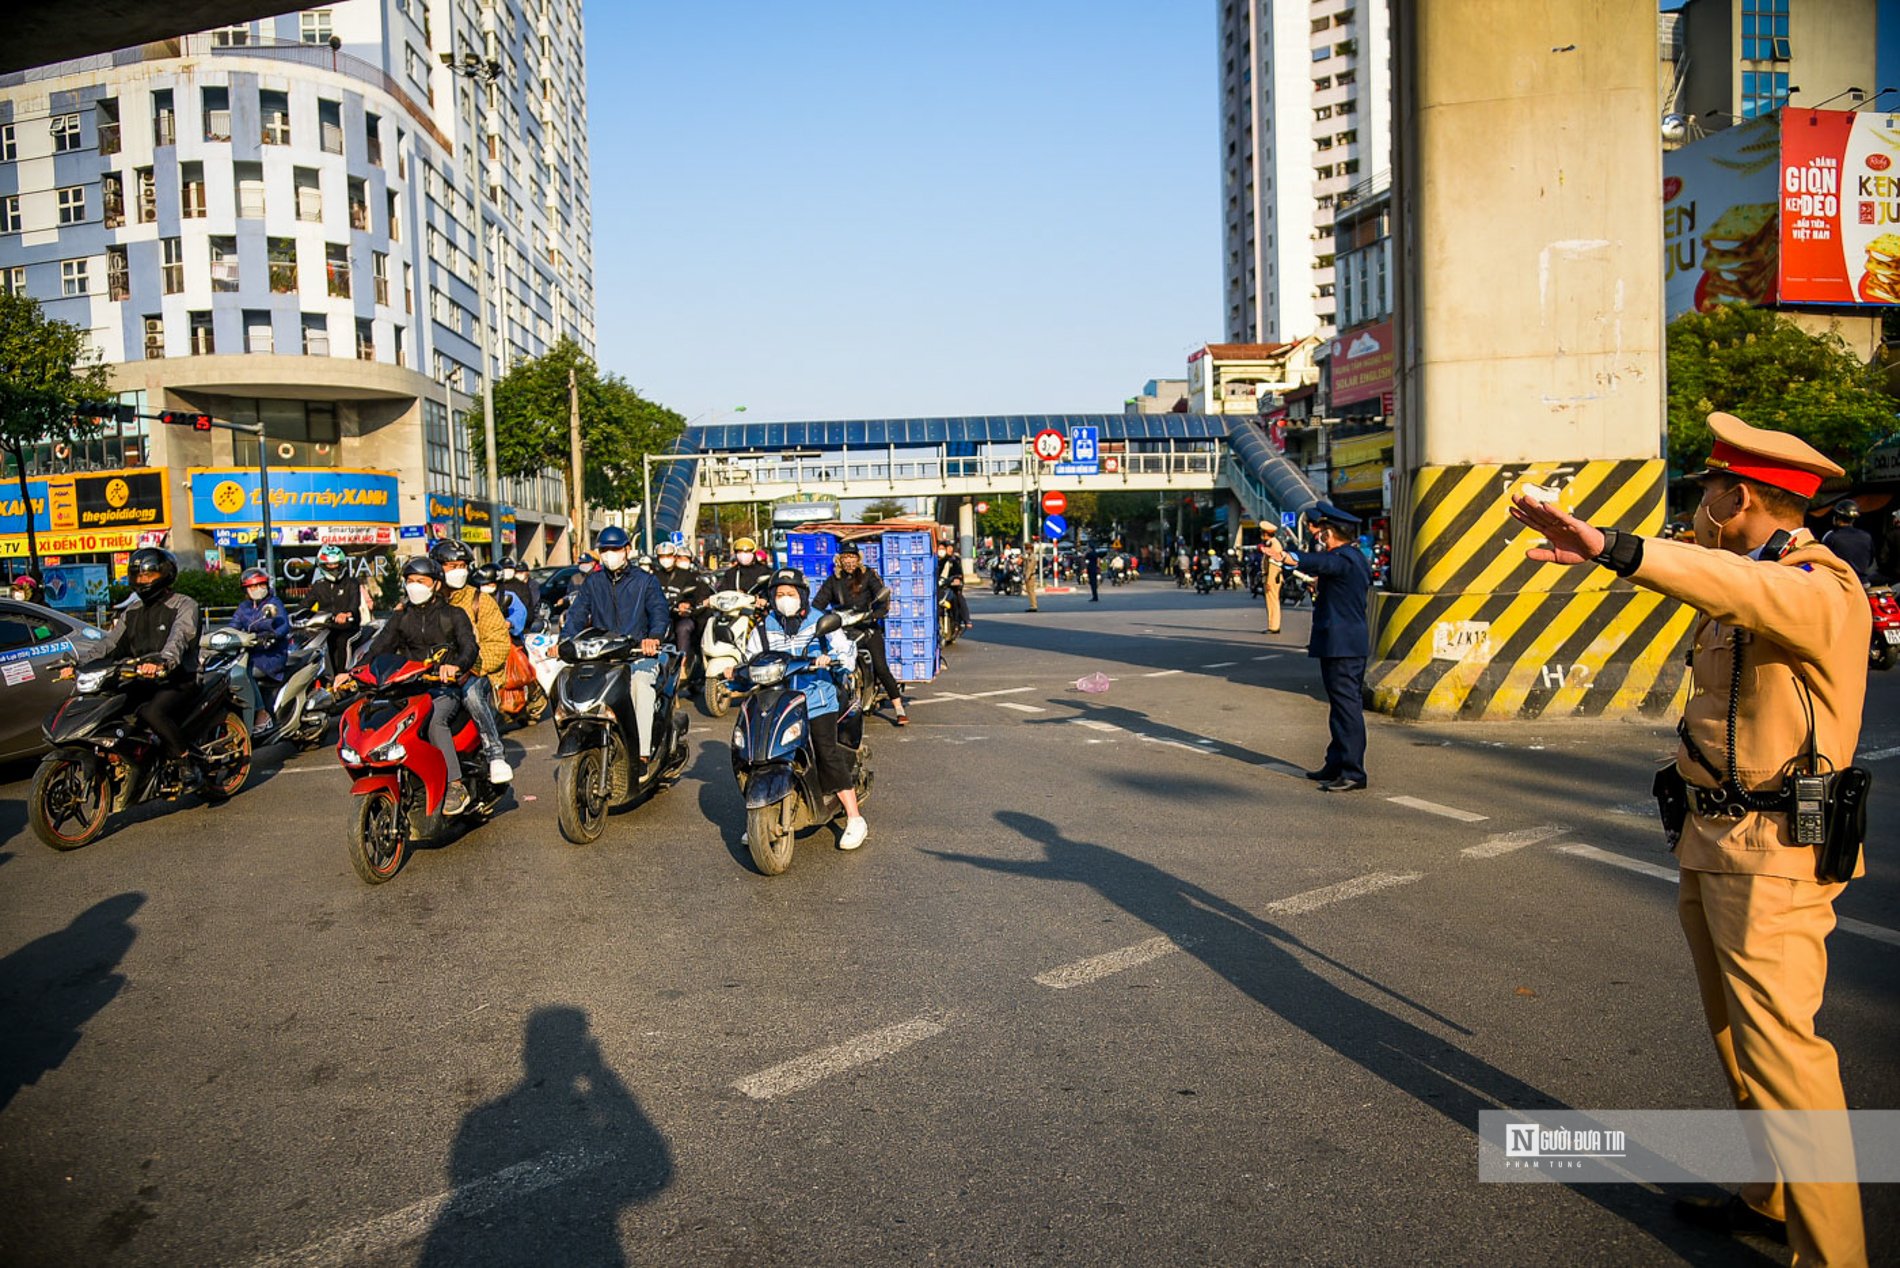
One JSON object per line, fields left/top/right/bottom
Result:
{"left": 778, "top": 720, "right": 803, "bottom": 746}
{"left": 208, "top": 630, "right": 240, "bottom": 650}
{"left": 338, "top": 745, "right": 361, "bottom": 765}
{"left": 750, "top": 661, "right": 786, "bottom": 686}
{"left": 76, "top": 668, "right": 111, "bottom": 693}
{"left": 574, "top": 634, "right": 613, "bottom": 660}
{"left": 369, "top": 742, "right": 407, "bottom": 763}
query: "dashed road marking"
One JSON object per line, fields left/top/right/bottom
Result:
{"left": 1263, "top": 870, "right": 1424, "bottom": 916}
{"left": 911, "top": 692, "right": 969, "bottom": 704}
{"left": 963, "top": 687, "right": 1036, "bottom": 699}
{"left": 1842, "top": 917, "right": 1900, "bottom": 948}
{"left": 1035, "top": 935, "right": 1189, "bottom": 989}
{"left": 1461, "top": 825, "right": 1568, "bottom": 859}
{"left": 1251, "top": 654, "right": 1281, "bottom": 661}
{"left": 1387, "top": 795, "right": 1489, "bottom": 824}
{"left": 1139, "top": 735, "right": 1209, "bottom": 756}
{"left": 732, "top": 1015, "right": 948, "bottom": 1100}
{"left": 1141, "top": 669, "right": 1183, "bottom": 678}
{"left": 1069, "top": 719, "right": 1122, "bottom": 732}
{"left": 995, "top": 702, "right": 1045, "bottom": 713}
{"left": 1204, "top": 661, "right": 1237, "bottom": 669}
{"left": 1858, "top": 745, "right": 1900, "bottom": 763}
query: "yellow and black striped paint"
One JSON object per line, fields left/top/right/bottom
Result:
{"left": 1369, "top": 457, "right": 1694, "bottom": 720}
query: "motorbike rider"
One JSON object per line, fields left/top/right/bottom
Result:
{"left": 301, "top": 544, "right": 372, "bottom": 681}
{"left": 10, "top": 571, "right": 42, "bottom": 604}
{"left": 431, "top": 539, "right": 515, "bottom": 786}
{"left": 77, "top": 548, "right": 203, "bottom": 771}
{"left": 476, "top": 564, "right": 529, "bottom": 636}
{"left": 1822, "top": 499, "right": 1877, "bottom": 584}
{"left": 936, "top": 540, "right": 971, "bottom": 631}
{"left": 717, "top": 536, "right": 774, "bottom": 599}
{"left": 813, "top": 540, "right": 909, "bottom": 725}
{"left": 656, "top": 541, "right": 712, "bottom": 646}
{"left": 349, "top": 556, "right": 483, "bottom": 813}
{"left": 230, "top": 565, "right": 291, "bottom": 734}
{"left": 495, "top": 555, "right": 539, "bottom": 623}
{"left": 736, "top": 568, "right": 868, "bottom": 851}
{"left": 561, "top": 525, "right": 671, "bottom": 764}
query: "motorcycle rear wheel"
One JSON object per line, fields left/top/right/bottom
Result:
{"left": 556, "top": 748, "right": 609, "bottom": 844}
{"left": 349, "top": 788, "right": 407, "bottom": 883}
{"left": 1872, "top": 638, "right": 1897, "bottom": 671}
{"left": 200, "top": 712, "right": 254, "bottom": 802}
{"left": 29, "top": 753, "right": 111, "bottom": 850}
{"left": 747, "top": 798, "right": 796, "bottom": 875}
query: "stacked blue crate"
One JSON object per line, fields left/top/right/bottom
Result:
{"left": 877, "top": 529, "right": 938, "bottom": 683}
{"left": 783, "top": 532, "right": 840, "bottom": 585}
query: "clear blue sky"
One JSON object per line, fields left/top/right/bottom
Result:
{"left": 583, "top": 1, "right": 1219, "bottom": 425}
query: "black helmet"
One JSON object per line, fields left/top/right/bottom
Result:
{"left": 837, "top": 540, "right": 862, "bottom": 558}
{"left": 239, "top": 566, "right": 270, "bottom": 589}
{"left": 596, "top": 525, "right": 631, "bottom": 551}
{"left": 471, "top": 564, "right": 499, "bottom": 588}
{"left": 497, "top": 555, "right": 520, "bottom": 572}
{"left": 127, "top": 547, "right": 177, "bottom": 601}
{"left": 1833, "top": 499, "right": 1861, "bottom": 520}
{"left": 401, "top": 555, "right": 445, "bottom": 582}
{"left": 430, "top": 538, "right": 474, "bottom": 564}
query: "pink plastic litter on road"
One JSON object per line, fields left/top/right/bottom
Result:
{"left": 1075, "top": 673, "right": 1111, "bottom": 693}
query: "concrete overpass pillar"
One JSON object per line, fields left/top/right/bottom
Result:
{"left": 957, "top": 497, "right": 976, "bottom": 566}
{"left": 1370, "top": 0, "right": 1690, "bottom": 721}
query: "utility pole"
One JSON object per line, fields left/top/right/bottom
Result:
{"left": 443, "top": 49, "right": 505, "bottom": 564}
{"left": 568, "top": 364, "right": 585, "bottom": 562}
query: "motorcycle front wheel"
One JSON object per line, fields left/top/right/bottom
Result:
{"left": 29, "top": 753, "right": 111, "bottom": 850}
{"left": 747, "top": 797, "right": 797, "bottom": 875}
{"left": 349, "top": 788, "right": 408, "bottom": 884}
{"left": 199, "top": 712, "right": 254, "bottom": 802}
{"left": 705, "top": 677, "right": 731, "bottom": 718}
{"left": 556, "top": 748, "right": 609, "bottom": 844}
{"left": 1872, "top": 637, "right": 1897, "bottom": 671}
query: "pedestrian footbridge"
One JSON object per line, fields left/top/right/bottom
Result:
{"left": 649, "top": 414, "right": 1319, "bottom": 539}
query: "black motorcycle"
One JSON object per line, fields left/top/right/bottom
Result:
{"left": 991, "top": 562, "right": 1022, "bottom": 596}
{"left": 550, "top": 634, "right": 690, "bottom": 844}
{"left": 837, "top": 609, "right": 888, "bottom": 716}
{"left": 728, "top": 613, "right": 873, "bottom": 876}
{"left": 1193, "top": 567, "right": 1217, "bottom": 595}
{"left": 28, "top": 661, "right": 253, "bottom": 850}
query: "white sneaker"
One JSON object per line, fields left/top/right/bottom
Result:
{"left": 837, "top": 817, "right": 868, "bottom": 851}
{"left": 739, "top": 830, "right": 749, "bottom": 846}
{"left": 488, "top": 758, "right": 513, "bottom": 784}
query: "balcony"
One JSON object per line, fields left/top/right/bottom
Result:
{"left": 97, "top": 122, "right": 119, "bottom": 155}
{"left": 269, "top": 261, "right": 297, "bottom": 293}
{"left": 210, "top": 259, "right": 240, "bottom": 292}
{"left": 262, "top": 116, "right": 290, "bottom": 145}
{"left": 326, "top": 263, "right": 351, "bottom": 298}
{"left": 349, "top": 200, "right": 370, "bottom": 231}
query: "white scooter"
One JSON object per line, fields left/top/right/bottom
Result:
{"left": 204, "top": 614, "right": 378, "bottom": 749}
{"left": 699, "top": 590, "right": 762, "bottom": 717}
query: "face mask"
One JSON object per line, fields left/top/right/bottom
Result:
{"left": 775, "top": 595, "right": 801, "bottom": 617}
{"left": 443, "top": 567, "right": 469, "bottom": 589}
{"left": 659, "top": 557, "right": 677, "bottom": 569}
{"left": 246, "top": 585, "right": 269, "bottom": 601}
{"left": 599, "top": 550, "right": 628, "bottom": 572}
{"left": 405, "top": 581, "right": 434, "bottom": 605}
{"left": 320, "top": 565, "right": 341, "bottom": 578}
{"left": 500, "top": 567, "right": 515, "bottom": 580}
{"left": 1693, "top": 488, "right": 1742, "bottom": 551}
{"left": 735, "top": 551, "right": 754, "bottom": 565}
{"left": 480, "top": 584, "right": 497, "bottom": 596}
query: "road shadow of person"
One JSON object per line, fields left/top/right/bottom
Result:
{"left": 0, "top": 891, "right": 144, "bottom": 1111}
{"left": 417, "top": 1005, "right": 672, "bottom": 1267}
{"left": 927, "top": 814, "right": 1776, "bottom": 1265}
{"left": 1029, "top": 696, "right": 1314, "bottom": 775}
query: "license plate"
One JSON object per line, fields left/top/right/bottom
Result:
{"left": 1883, "top": 629, "right": 1900, "bottom": 645}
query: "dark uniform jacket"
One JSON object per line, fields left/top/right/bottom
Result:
{"left": 303, "top": 573, "right": 366, "bottom": 628}
{"left": 86, "top": 589, "right": 201, "bottom": 675}
{"left": 1821, "top": 525, "right": 1875, "bottom": 582}
{"left": 1296, "top": 545, "right": 1372, "bottom": 659}
{"left": 716, "top": 561, "right": 774, "bottom": 596}
{"left": 562, "top": 565, "right": 670, "bottom": 640}
{"left": 814, "top": 568, "right": 893, "bottom": 619}
{"left": 659, "top": 565, "right": 712, "bottom": 614}
{"left": 359, "top": 597, "right": 479, "bottom": 672}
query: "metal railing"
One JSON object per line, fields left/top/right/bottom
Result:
{"left": 694, "top": 447, "right": 1218, "bottom": 494}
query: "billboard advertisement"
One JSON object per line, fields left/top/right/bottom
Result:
{"left": 0, "top": 467, "right": 170, "bottom": 538}
{"left": 1778, "top": 107, "right": 1900, "bottom": 304}
{"left": 1329, "top": 320, "right": 1396, "bottom": 407}
{"left": 189, "top": 468, "right": 400, "bottom": 527}
{"left": 1663, "top": 116, "right": 1781, "bottom": 320}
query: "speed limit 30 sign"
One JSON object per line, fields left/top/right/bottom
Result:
{"left": 1032, "top": 429, "right": 1066, "bottom": 463}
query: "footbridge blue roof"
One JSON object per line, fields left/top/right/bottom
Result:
{"left": 686, "top": 413, "right": 1231, "bottom": 453}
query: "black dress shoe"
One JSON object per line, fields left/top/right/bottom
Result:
{"left": 1318, "top": 777, "right": 1367, "bottom": 792}
{"left": 1671, "top": 1194, "right": 1787, "bottom": 1244}
{"left": 1304, "top": 768, "right": 1337, "bottom": 781}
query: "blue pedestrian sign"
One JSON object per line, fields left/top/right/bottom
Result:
{"left": 668, "top": 530, "right": 687, "bottom": 545}
{"left": 1042, "top": 514, "right": 1068, "bottom": 540}
{"left": 1280, "top": 511, "right": 1299, "bottom": 532}
{"left": 1069, "top": 426, "right": 1099, "bottom": 464}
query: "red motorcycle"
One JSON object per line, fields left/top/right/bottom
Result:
{"left": 336, "top": 653, "right": 508, "bottom": 884}
{"left": 1869, "top": 585, "right": 1900, "bottom": 671}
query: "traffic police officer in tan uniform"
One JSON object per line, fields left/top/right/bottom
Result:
{"left": 1510, "top": 412, "right": 1868, "bottom": 1267}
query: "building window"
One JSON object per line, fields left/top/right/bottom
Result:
{"left": 211, "top": 23, "right": 252, "bottom": 46}
{"left": 136, "top": 167, "right": 156, "bottom": 222}
{"left": 161, "top": 237, "right": 184, "bottom": 294}
{"left": 0, "top": 123, "right": 14, "bottom": 161}
{"left": 1741, "top": 69, "right": 1791, "bottom": 118}
{"left": 294, "top": 167, "right": 322, "bottom": 221}
{"left": 202, "top": 87, "right": 231, "bottom": 142}
{"left": 101, "top": 172, "right": 125, "bottom": 227}
{"left": 152, "top": 90, "right": 175, "bottom": 147}
{"left": 96, "top": 99, "right": 120, "bottom": 156}
{"left": 189, "top": 311, "right": 214, "bottom": 355}
{"left": 300, "top": 10, "right": 334, "bottom": 44}
{"left": 348, "top": 178, "right": 369, "bottom": 230}
{"left": 51, "top": 112, "right": 83, "bottom": 152}
{"left": 365, "top": 112, "right": 383, "bottom": 166}
{"left": 356, "top": 318, "right": 375, "bottom": 360}
{"left": 268, "top": 238, "right": 298, "bottom": 292}
{"left": 143, "top": 314, "right": 164, "bottom": 359}
{"left": 180, "top": 162, "right": 207, "bottom": 218}
{"left": 373, "top": 251, "right": 389, "bottom": 305}
{"left": 3, "top": 266, "right": 26, "bottom": 296}
{"left": 318, "top": 99, "right": 343, "bottom": 155}
{"left": 402, "top": 261, "right": 412, "bottom": 313}
{"left": 210, "top": 237, "right": 239, "bottom": 291}
{"left": 56, "top": 185, "right": 87, "bottom": 225}
{"left": 61, "top": 259, "right": 90, "bottom": 297}
{"left": 244, "top": 310, "right": 273, "bottom": 353}
{"left": 387, "top": 190, "right": 400, "bottom": 240}
{"left": 107, "top": 247, "right": 129, "bottom": 301}
{"left": 326, "top": 244, "right": 350, "bottom": 297}
{"left": 236, "top": 162, "right": 265, "bottom": 217}
{"left": 302, "top": 314, "right": 330, "bottom": 356}
{"left": 0, "top": 196, "right": 19, "bottom": 234}
{"left": 261, "top": 90, "right": 290, "bottom": 144}
{"left": 1741, "top": 0, "right": 1791, "bottom": 61}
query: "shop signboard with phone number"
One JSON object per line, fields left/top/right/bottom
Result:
{"left": 1778, "top": 108, "right": 1900, "bottom": 305}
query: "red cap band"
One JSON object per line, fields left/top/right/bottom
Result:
{"left": 1707, "top": 440, "right": 1824, "bottom": 498}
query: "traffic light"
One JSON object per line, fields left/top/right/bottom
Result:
{"left": 73, "top": 400, "right": 136, "bottom": 424}
{"left": 160, "top": 411, "right": 214, "bottom": 431}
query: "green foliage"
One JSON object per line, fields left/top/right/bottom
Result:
{"left": 976, "top": 495, "right": 1023, "bottom": 540}
{"left": 481, "top": 338, "right": 685, "bottom": 509}
{"left": 1666, "top": 305, "right": 1897, "bottom": 476}
{"left": 859, "top": 498, "right": 911, "bottom": 523}
{"left": 0, "top": 292, "right": 111, "bottom": 463}
{"left": 170, "top": 569, "right": 245, "bottom": 608}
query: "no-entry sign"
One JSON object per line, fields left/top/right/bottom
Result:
{"left": 1033, "top": 429, "right": 1066, "bottom": 462}
{"left": 974, "top": 500, "right": 990, "bottom": 514}
{"left": 1041, "top": 490, "right": 1067, "bottom": 515}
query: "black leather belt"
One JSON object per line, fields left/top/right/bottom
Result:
{"left": 1686, "top": 782, "right": 1793, "bottom": 820}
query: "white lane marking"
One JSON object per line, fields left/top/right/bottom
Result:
{"left": 963, "top": 686, "right": 1035, "bottom": 699}
{"left": 733, "top": 1015, "right": 947, "bottom": 1101}
{"left": 1139, "top": 735, "right": 1209, "bottom": 756}
{"left": 1070, "top": 719, "right": 1122, "bottom": 732}
{"left": 1263, "top": 870, "right": 1424, "bottom": 916}
{"left": 1204, "top": 661, "right": 1237, "bottom": 669}
{"left": 1557, "top": 845, "right": 1900, "bottom": 947}
{"left": 277, "top": 765, "right": 336, "bottom": 776}
{"left": 251, "top": 1147, "right": 606, "bottom": 1268}
{"left": 1251, "top": 654, "right": 1281, "bottom": 661}
{"left": 1387, "top": 795, "right": 1489, "bottom": 824}
{"left": 995, "top": 702, "right": 1044, "bottom": 713}
{"left": 1141, "top": 669, "right": 1183, "bottom": 678}
{"left": 1857, "top": 745, "right": 1900, "bottom": 762}
{"left": 1461, "top": 825, "right": 1568, "bottom": 859}
{"left": 1035, "top": 935, "right": 1188, "bottom": 989}
{"left": 910, "top": 692, "right": 970, "bottom": 704}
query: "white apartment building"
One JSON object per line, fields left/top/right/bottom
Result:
{"left": 1219, "top": 0, "right": 1391, "bottom": 344}
{"left": 0, "top": 0, "right": 595, "bottom": 571}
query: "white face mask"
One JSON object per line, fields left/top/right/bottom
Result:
{"left": 405, "top": 581, "right": 435, "bottom": 605}
{"left": 775, "top": 595, "right": 801, "bottom": 617}
{"left": 500, "top": 568, "right": 515, "bottom": 580}
{"left": 599, "top": 550, "right": 628, "bottom": 572}
{"left": 443, "top": 566, "right": 469, "bottom": 590}
{"left": 735, "top": 551, "right": 754, "bottom": 564}
{"left": 480, "top": 584, "right": 497, "bottom": 596}
{"left": 245, "top": 585, "right": 269, "bottom": 601}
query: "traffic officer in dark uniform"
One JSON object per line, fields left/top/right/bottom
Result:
{"left": 1510, "top": 412, "right": 1868, "bottom": 1266}
{"left": 1821, "top": 499, "right": 1876, "bottom": 583}
{"left": 1263, "top": 502, "right": 1371, "bottom": 791}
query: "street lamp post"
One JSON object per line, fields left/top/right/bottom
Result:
{"left": 442, "top": 50, "right": 505, "bottom": 564}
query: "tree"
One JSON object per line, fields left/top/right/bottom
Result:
{"left": 0, "top": 294, "right": 110, "bottom": 578}
{"left": 976, "top": 495, "right": 1023, "bottom": 541}
{"left": 1666, "top": 305, "right": 1898, "bottom": 477}
{"left": 859, "top": 497, "right": 912, "bottom": 523}
{"left": 481, "top": 337, "right": 685, "bottom": 519}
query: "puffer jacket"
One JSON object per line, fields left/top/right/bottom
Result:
{"left": 445, "top": 584, "right": 513, "bottom": 686}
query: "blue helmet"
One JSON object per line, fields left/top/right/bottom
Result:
{"left": 596, "top": 526, "right": 631, "bottom": 551}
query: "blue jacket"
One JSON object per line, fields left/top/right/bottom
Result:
{"left": 749, "top": 605, "right": 855, "bottom": 717}
{"left": 562, "top": 565, "right": 669, "bottom": 641}
{"left": 491, "top": 588, "right": 528, "bottom": 637}
{"left": 233, "top": 594, "right": 291, "bottom": 679}
{"left": 1290, "top": 543, "right": 1372, "bottom": 659}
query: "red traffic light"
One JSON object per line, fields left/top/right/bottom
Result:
{"left": 160, "top": 411, "right": 214, "bottom": 431}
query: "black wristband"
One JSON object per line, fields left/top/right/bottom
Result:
{"left": 1592, "top": 528, "right": 1644, "bottom": 576}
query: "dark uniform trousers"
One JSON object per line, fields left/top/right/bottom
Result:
{"left": 1318, "top": 657, "right": 1367, "bottom": 783}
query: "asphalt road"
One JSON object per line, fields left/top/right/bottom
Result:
{"left": 1, "top": 582, "right": 1896, "bottom": 1267}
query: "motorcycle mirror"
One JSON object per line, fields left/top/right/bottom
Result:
{"left": 814, "top": 612, "right": 843, "bottom": 638}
